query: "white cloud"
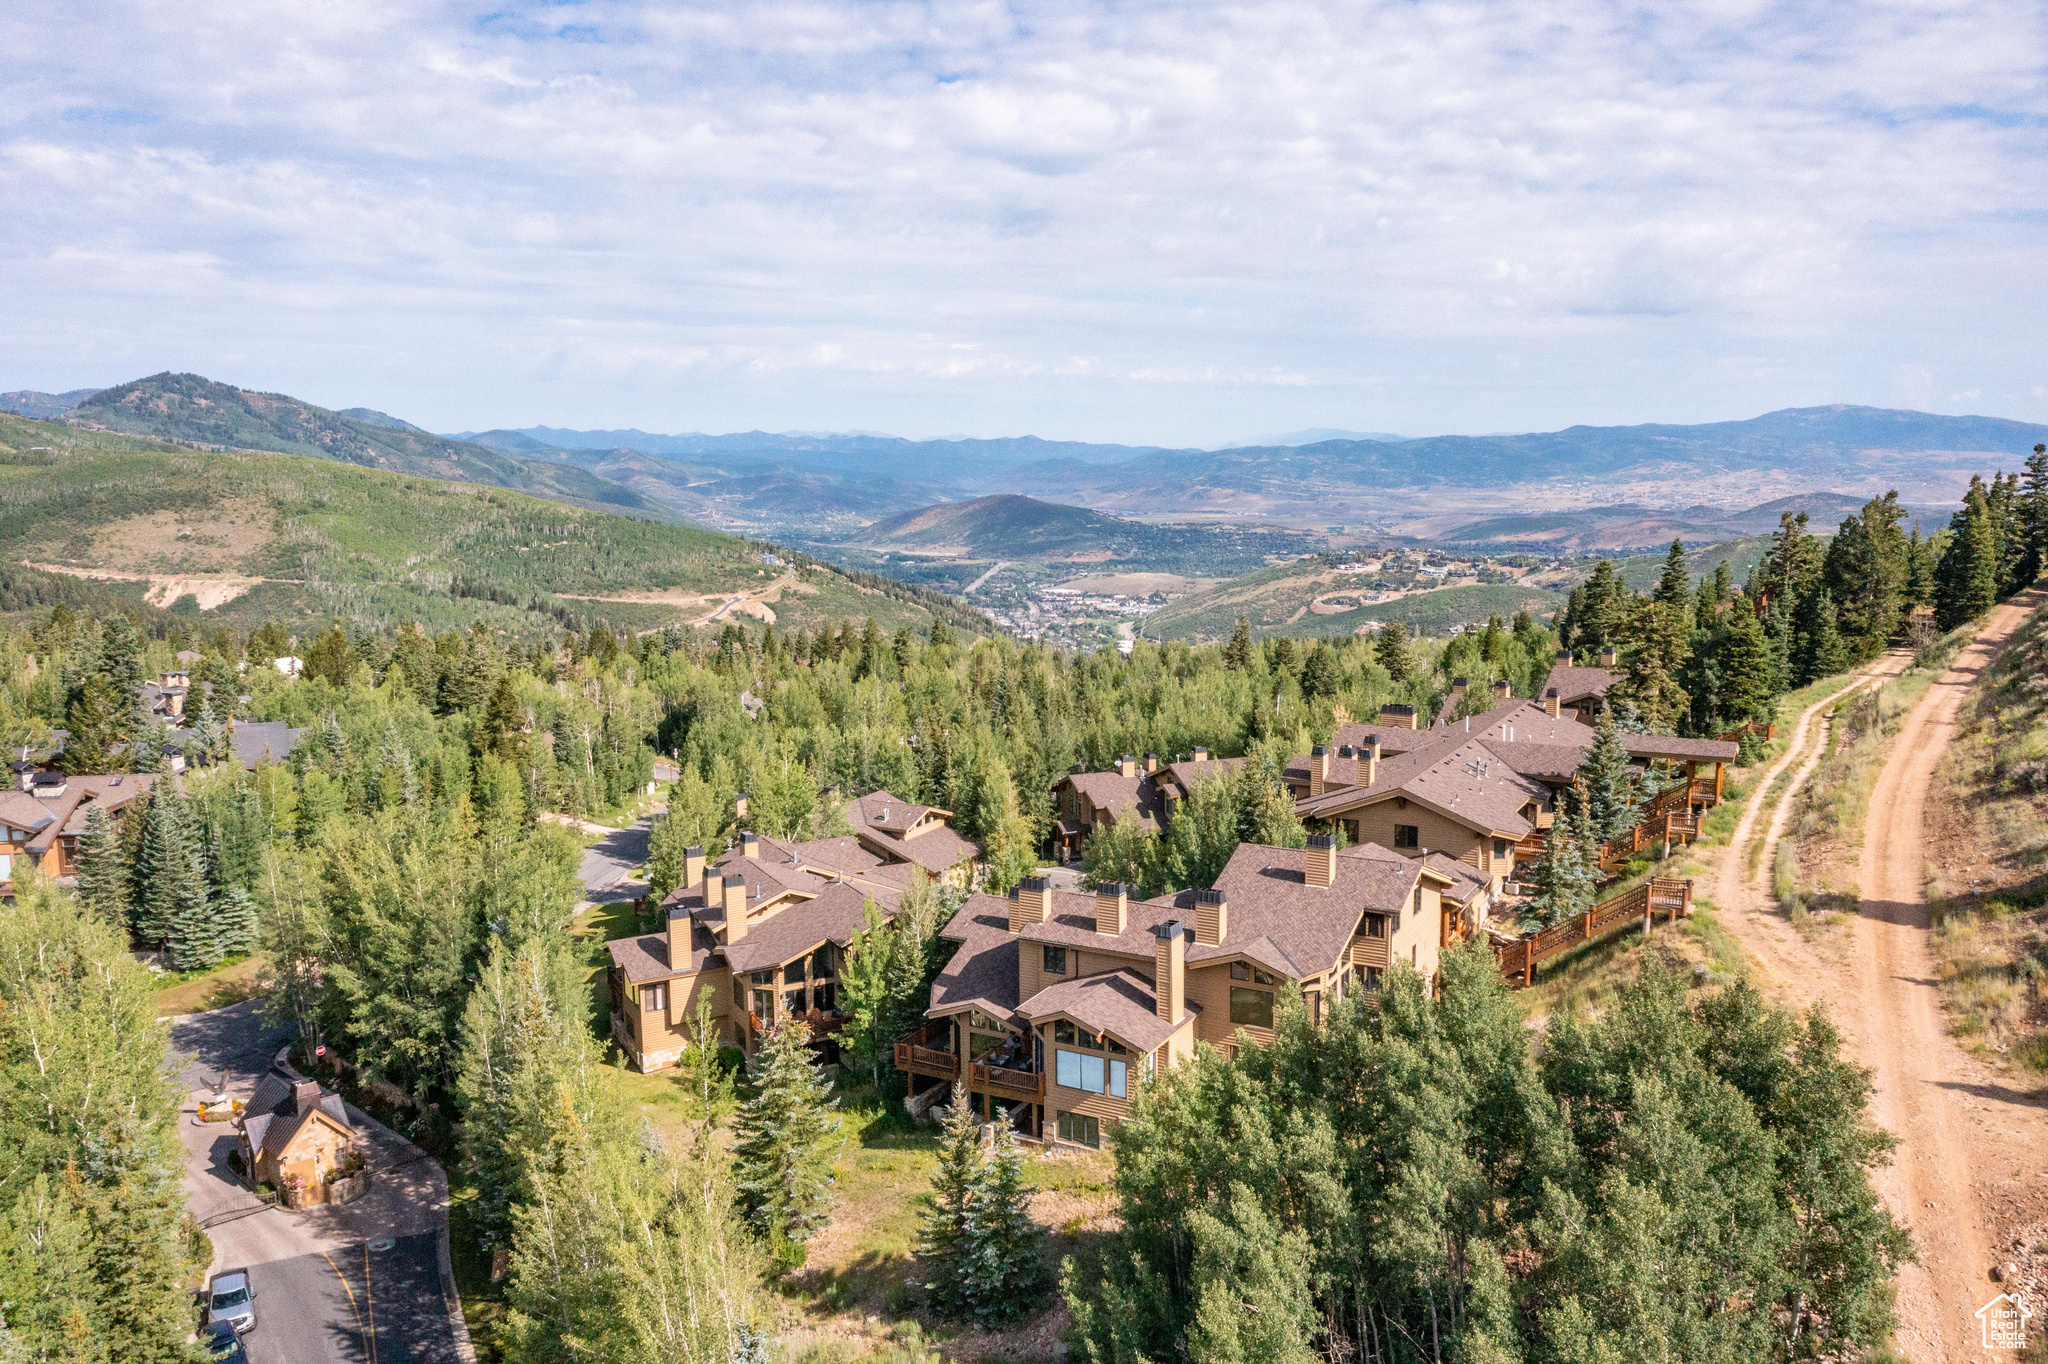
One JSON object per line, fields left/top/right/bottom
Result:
{"left": 0, "top": 0, "right": 2043, "bottom": 441}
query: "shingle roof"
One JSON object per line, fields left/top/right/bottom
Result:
{"left": 1015, "top": 969, "right": 1193, "bottom": 1054}
{"left": 723, "top": 881, "right": 903, "bottom": 974}
{"left": 1155, "top": 756, "right": 1247, "bottom": 799}
{"left": 1541, "top": 664, "right": 1617, "bottom": 704}
{"left": 241, "top": 1064, "right": 350, "bottom": 1160}
{"left": 1331, "top": 721, "right": 1442, "bottom": 755}
{"left": 1199, "top": 842, "right": 1435, "bottom": 979}
{"left": 1423, "top": 851, "right": 1492, "bottom": 908}
{"left": 1052, "top": 771, "right": 1162, "bottom": 828}
{"left": 1619, "top": 733, "right": 1742, "bottom": 761}
{"left": 1296, "top": 733, "right": 1542, "bottom": 837}
{"left": 930, "top": 897, "right": 1022, "bottom": 1018}
{"left": 857, "top": 821, "right": 981, "bottom": 875}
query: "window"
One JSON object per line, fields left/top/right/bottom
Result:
{"left": 1054, "top": 1020, "right": 1076, "bottom": 1045}
{"left": 1229, "top": 962, "right": 1274, "bottom": 985}
{"left": 783, "top": 962, "right": 805, "bottom": 986}
{"left": 752, "top": 989, "right": 774, "bottom": 1019}
{"left": 1394, "top": 824, "right": 1420, "bottom": 849}
{"left": 1057, "top": 1111, "right": 1101, "bottom": 1147}
{"left": 1362, "top": 913, "right": 1386, "bottom": 938}
{"left": 640, "top": 982, "right": 667, "bottom": 1012}
{"left": 732, "top": 977, "right": 744, "bottom": 1006}
{"left": 1109, "top": 1058, "right": 1128, "bottom": 1098}
{"left": 970, "top": 1032, "right": 1005, "bottom": 1060}
{"left": 1493, "top": 837, "right": 1509, "bottom": 860}
{"left": 783, "top": 987, "right": 806, "bottom": 1015}
{"left": 1354, "top": 965, "right": 1383, "bottom": 992}
{"left": 811, "top": 945, "right": 834, "bottom": 978}
{"left": 1043, "top": 945, "right": 1068, "bottom": 975}
{"left": 1229, "top": 987, "right": 1274, "bottom": 1028}
{"left": 1055, "top": 1050, "right": 1125, "bottom": 1098}
{"left": 1413, "top": 887, "right": 1423, "bottom": 916}
{"left": 750, "top": 970, "right": 773, "bottom": 986}
{"left": 812, "top": 982, "right": 837, "bottom": 1013}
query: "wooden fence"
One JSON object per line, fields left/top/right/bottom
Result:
{"left": 1495, "top": 876, "right": 1694, "bottom": 988}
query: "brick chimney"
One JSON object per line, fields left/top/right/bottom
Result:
{"left": 1143, "top": 752, "right": 1158, "bottom": 775}
{"left": 1116, "top": 754, "right": 1137, "bottom": 779}
{"left": 293, "top": 1078, "right": 322, "bottom": 1117}
{"left": 740, "top": 830, "right": 760, "bottom": 860}
{"left": 1379, "top": 703, "right": 1417, "bottom": 731}
{"left": 1191, "top": 745, "right": 1210, "bottom": 762}
{"left": 1009, "top": 875, "right": 1053, "bottom": 931}
{"left": 1545, "top": 687, "right": 1561, "bottom": 719}
{"left": 1305, "top": 832, "right": 1337, "bottom": 888}
{"left": 1492, "top": 678, "right": 1511, "bottom": 703}
{"left": 1598, "top": 645, "right": 1617, "bottom": 667}
{"left": 1094, "top": 881, "right": 1127, "bottom": 935}
{"left": 1362, "top": 734, "right": 1380, "bottom": 786}
{"left": 1152, "top": 921, "right": 1185, "bottom": 1024}
{"left": 1309, "top": 744, "right": 1331, "bottom": 799}
{"left": 1193, "top": 888, "right": 1228, "bottom": 946}
{"left": 684, "top": 845, "right": 705, "bottom": 889}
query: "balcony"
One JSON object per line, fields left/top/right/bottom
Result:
{"left": 893, "top": 1019, "right": 958, "bottom": 1078}
{"left": 969, "top": 1060, "right": 1044, "bottom": 1101}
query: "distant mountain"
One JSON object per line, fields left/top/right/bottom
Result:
{"left": 1435, "top": 490, "right": 1918, "bottom": 553}
{"left": 1226, "top": 427, "right": 1411, "bottom": 447}
{"left": 0, "top": 388, "right": 102, "bottom": 420}
{"left": 70, "top": 374, "right": 665, "bottom": 520}
{"left": 338, "top": 406, "right": 433, "bottom": 434}
{"left": 861, "top": 494, "right": 1136, "bottom": 556}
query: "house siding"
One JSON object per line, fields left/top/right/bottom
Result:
{"left": 1340, "top": 801, "right": 1499, "bottom": 873}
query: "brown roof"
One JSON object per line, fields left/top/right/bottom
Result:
{"left": 5, "top": 773, "right": 159, "bottom": 854}
{"left": 1541, "top": 664, "right": 1617, "bottom": 704}
{"left": 1017, "top": 888, "right": 1188, "bottom": 960}
{"left": 1296, "top": 733, "right": 1543, "bottom": 837}
{"left": 241, "top": 1063, "right": 351, "bottom": 1160}
{"left": 858, "top": 821, "right": 981, "bottom": 875}
{"left": 931, "top": 897, "right": 1022, "bottom": 1019}
{"left": 1051, "top": 771, "right": 1162, "bottom": 828}
{"left": 1155, "top": 756, "right": 1247, "bottom": 799}
{"left": 1016, "top": 969, "right": 1193, "bottom": 1054}
{"left": 849, "top": 790, "right": 943, "bottom": 836}
{"left": 1197, "top": 842, "right": 1439, "bottom": 979}
{"left": 1619, "top": 733, "right": 1741, "bottom": 761}
{"left": 1422, "top": 851, "right": 1492, "bottom": 908}
{"left": 723, "top": 881, "right": 903, "bottom": 974}
{"left": 1330, "top": 721, "right": 1442, "bottom": 755}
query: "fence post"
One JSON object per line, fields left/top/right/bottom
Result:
{"left": 1523, "top": 936, "right": 1535, "bottom": 986}
{"left": 1683, "top": 878, "right": 1694, "bottom": 917}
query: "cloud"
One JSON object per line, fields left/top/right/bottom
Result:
{"left": 0, "top": 0, "right": 2044, "bottom": 441}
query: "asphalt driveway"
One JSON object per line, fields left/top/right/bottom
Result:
{"left": 171, "top": 1000, "right": 473, "bottom": 1363}
{"left": 577, "top": 814, "right": 652, "bottom": 900}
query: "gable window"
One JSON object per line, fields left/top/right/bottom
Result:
{"left": 1057, "top": 1111, "right": 1101, "bottom": 1147}
{"left": 1229, "top": 987, "right": 1274, "bottom": 1028}
{"left": 1054, "top": 1020, "right": 1076, "bottom": 1045}
{"left": 1393, "top": 824, "right": 1420, "bottom": 849}
{"left": 783, "top": 987, "right": 806, "bottom": 1015}
{"left": 1228, "top": 962, "right": 1275, "bottom": 985}
{"left": 1043, "top": 945, "right": 1068, "bottom": 975}
{"left": 640, "top": 982, "right": 667, "bottom": 1012}
{"left": 1413, "top": 887, "right": 1423, "bottom": 916}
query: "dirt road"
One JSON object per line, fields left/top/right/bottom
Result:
{"left": 1707, "top": 595, "right": 2048, "bottom": 1361}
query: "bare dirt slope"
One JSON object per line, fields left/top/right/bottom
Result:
{"left": 1709, "top": 595, "right": 2048, "bottom": 1361}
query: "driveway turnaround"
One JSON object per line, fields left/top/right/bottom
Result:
{"left": 171, "top": 1000, "right": 474, "bottom": 1364}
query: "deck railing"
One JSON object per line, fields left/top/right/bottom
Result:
{"left": 1495, "top": 877, "right": 1693, "bottom": 988}
{"left": 893, "top": 1019, "right": 958, "bottom": 1078}
{"left": 969, "top": 1061, "right": 1044, "bottom": 1100}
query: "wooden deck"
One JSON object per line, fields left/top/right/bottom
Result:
{"left": 893, "top": 1019, "right": 958, "bottom": 1079}
{"left": 1494, "top": 876, "right": 1693, "bottom": 988}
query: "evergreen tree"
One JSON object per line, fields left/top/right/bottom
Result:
{"left": 915, "top": 1083, "right": 981, "bottom": 1319}
{"left": 167, "top": 844, "right": 222, "bottom": 971}
{"left": 1372, "top": 619, "right": 1413, "bottom": 683}
{"left": 1807, "top": 590, "right": 1852, "bottom": 679}
{"left": 1298, "top": 641, "right": 1338, "bottom": 699}
{"left": 1578, "top": 711, "right": 1639, "bottom": 842}
{"left": 839, "top": 894, "right": 935, "bottom": 1088}
{"left": 212, "top": 886, "right": 258, "bottom": 957}
{"left": 1934, "top": 476, "right": 2001, "bottom": 628}
{"left": 1222, "top": 618, "right": 1255, "bottom": 672}
{"left": 131, "top": 791, "right": 194, "bottom": 947}
{"left": 960, "top": 1119, "right": 1047, "bottom": 1323}
{"left": 731, "top": 1018, "right": 841, "bottom": 1269}
{"left": 189, "top": 698, "right": 224, "bottom": 767}
{"left": 1718, "top": 595, "right": 1777, "bottom": 727}
{"left": 1654, "top": 538, "right": 1691, "bottom": 615}
{"left": 61, "top": 675, "right": 126, "bottom": 774}
{"left": 1608, "top": 600, "right": 1690, "bottom": 730}
{"left": 1525, "top": 800, "right": 1594, "bottom": 929}
{"left": 73, "top": 802, "right": 130, "bottom": 931}
{"left": 304, "top": 623, "right": 359, "bottom": 688}
{"left": 2023, "top": 442, "right": 2048, "bottom": 586}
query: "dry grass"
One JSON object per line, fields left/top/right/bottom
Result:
{"left": 1520, "top": 899, "right": 1744, "bottom": 1028}
{"left": 153, "top": 952, "right": 269, "bottom": 1016}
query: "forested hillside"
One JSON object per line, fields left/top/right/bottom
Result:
{"left": 0, "top": 411, "right": 982, "bottom": 641}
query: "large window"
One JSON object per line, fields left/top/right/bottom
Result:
{"left": 1393, "top": 824, "right": 1420, "bottom": 849}
{"left": 1057, "top": 1112, "right": 1101, "bottom": 1147}
{"left": 1229, "top": 987, "right": 1274, "bottom": 1028}
{"left": 1055, "top": 1049, "right": 1127, "bottom": 1098}
{"left": 640, "top": 982, "right": 667, "bottom": 1012}
{"left": 783, "top": 987, "right": 806, "bottom": 1016}
{"left": 1043, "top": 945, "right": 1067, "bottom": 975}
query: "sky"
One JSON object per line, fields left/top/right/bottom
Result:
{"left": 3, "top": 0, "right": 2045, "bottom": 446}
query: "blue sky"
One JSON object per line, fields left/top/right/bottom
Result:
{"left": 3, "top": 0, "right": 2044, "bottom": 445}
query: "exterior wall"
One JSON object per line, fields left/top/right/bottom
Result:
{"left": 623, "top": 967, "right": 731, "bottom": 1073}
{"left": 1037, "top": 1021, "right": 1135, "bottom": 1148}
{"left": 1338, "top": 800, "right": 1497, "bottom": 873}
{"left": 1184, "top": 961, "right": 1276, "bottom": 1050}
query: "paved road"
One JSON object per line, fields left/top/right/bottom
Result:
{"left": 578, "top": 815, "right": 652, "bottom": 901}
{"left": 171, "top": 1001, "right": 473, "bottom": 1364}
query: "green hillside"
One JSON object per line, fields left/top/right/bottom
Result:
{"left": 69, "top": 372, "right": 665, "bottom": 519}
{"left": 0, "top": 412, "right": 983, "bottom": 640}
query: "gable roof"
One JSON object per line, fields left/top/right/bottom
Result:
{"left": 1015, "top": 968, "right": 1194, "bottom": 1054}
{"left": 1052, "top": 770, "right": 1162, "bottom": 828}
{"left": 930, "top": 896, "right": 1023, "bottom": 1019}
{"left": 723, "top": 880, "right": 903, "bottom": 974}
{"left": 1296, "top": 732, "right": 1543, "bottom": 837}
{"left": 241, "top": 1063, "right": 351, "bottom": 1161}
{"left": 1540, "top": 663, "right": 1617, "bottom": 705}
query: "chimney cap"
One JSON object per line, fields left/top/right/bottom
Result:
{"left": 1193, "top": 887, "right": 1226, "bottom": 905}
{"left": 1555, "top": 649, "right": 1572, "bottom": 662}
{"left": 1020, "top": 874, "right": 1049, "bottom": 892}
{"left": 1311, "top": 743, "right": 1328, "bottom": 756}
{"left": 1452, "top": 676, "right": 1468, "bottom": 688}
{"left": 685, "top": 844, "right": 703, "bottom": 857}
{"left": 1151, "top": 920, "right": 1186, "bottom": 941}
{"left": 1364, "top": 733, "right": 1381, "bottom": 749}
{"left": 1545, "top": 687, "right": 1559, "bottom": 698}
{"left": 1381, "top": 703, "right": 1415, "bottom": 716}
{"left": 1306, "top": 832, "right": 1336, "bottom": 850}
{"left": 1095, "top": 880, "right": 1126, "bottom": 897}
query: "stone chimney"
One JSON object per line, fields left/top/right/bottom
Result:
{"left": 1152, "top": 921, "right": 1186, "bottom": 1024}
{"left": 684, "top": 845, "right": 705, "bottom": 889}
{"left": 1379, "top": 703, "right": 1417, "bottom": 730}
{"left": 1598, "top": 645, "right": 1617, "bottom": 667}
{"left": 667, "top": 906, "right": 690, "bottom": 968}
{"left": 1545, "top": 687, "right": 1561, "bottom": 719}
{"left": 292, "top": 1078, "right": 322, "bottom": 1117}
{"left": 1362, "top": 734, "right": 1380, "bottom": 787}
{"left": 724, "top": 879, "right": 750, "bottom": 944}
{"left": 1191, "top": 745, "right": 1210, "bottom": 762}
{"left": 1492, "top": 678, "right": 1511, "bottom": 703}
{"left": 1009, "top": 875, "right": 1053, "bottom": 931}
{"left": 1305, "top": 832, "right": 1337, "bottom": 888}
{"left": 740, "top": 830, "right": 760, "bottom": 859}
{"left": 1143, "top": 752, "right": 1158, "bottom": 775}
{"left": 1094, "top": 881, "right": 1128, "bottom": 936}
{"left": 1193, "top": 888, "right": 1228, "bottom": 946}
{"left": 1116, "top": 754, "right": 1137, "bottom": 779}
{"left": 1308, "top": 744, "right": 1331, "bottom": 799}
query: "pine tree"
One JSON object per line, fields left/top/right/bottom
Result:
{"left": 1608, "top": 600, "right": 1690, "bottom": 730}
{"left": 960, "top": 1119, "right": 1047, "bottom": 1323}
{"left": 1373, "top": 619, "right": 1413, "bottom": 683}
{"left": 1524, "top": 801, "right": 1594, "bottom": 929}
{"left": 1654, "top": 539, "right": 1690, "bottom": 615}
{"left": 915, "top": 1083, "right": 981, "bottom": 1319}
{"left": 731, "top": 1018, "right": 841, "bottom": 1269}
{"left": 1808, "top": 590, "right": 1851, "bottom": 679}
{"left": 2023, "top": 442, "right": 2048, "bottom": 587}
{"left": 73, "top": 803, "right": 130, "bottom": 931}
{"left": 131, "top": 792, "right": 189, "bottom": 947}
{"left": 1934, "top": 477, "right": 2001, "bottom": 628}
{"left": 1578, "top": 711, "right": 1639, "bottom": 843}
{"left": 1718, "top": 595, "right": 1776, "bottom": 727}
{"left": 212, "top": 886, "right": 258, "bottom": 957}
{"left": 189, "top": 698, "right": 223, "bottom": 768}
{"left": 168, "top": 846, "right": 222, "bottom": 971}
{"left": 1298, "top": 642, "right": 1338, "bottom": 699}
{"left": 1222, "top": 618, "right": 1255, "bottom": 672}
{"left": 61, "top": 675, "right": 126, "bottom": 775}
